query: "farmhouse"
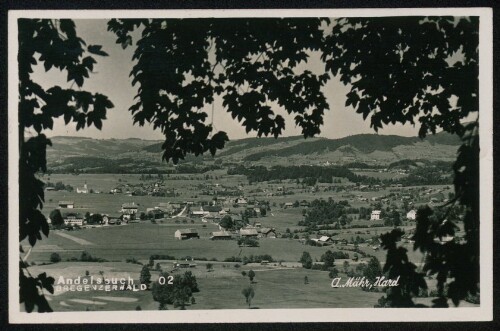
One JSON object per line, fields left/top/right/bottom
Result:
{"left": 370, "top": 210, "right": 381, "bottom": 221}
{"left": 300, "top": 200, "right": 310, "bottom": 207}
{"left": 174, "top": 229, "right": 200, "bottom": 240}
{"left": 259, "top": 228, "right": 277, "bottom": 238}
{"left": 235, "top": 197, "right": 248, "bottom": 205}
{"left": 239, "top": 228, "right": 259, "bottom": 237}
{"left": 58, "top": 201, "right": 74, "bottom": 209}
{"left": 156, "top": 202, "right": 180, "bottom": 214}
{"left": 318, "top": 236, "right": 332, "bottom": 243}
{"left": 174, "top": 261, "right": 197, "bottom": 268}
{"left": 60, "top": 209, "right": 85, "bottom": 226}
{"left": 202, "top": 205, "right": 223, "bottom": 214}
{"left": 406, "top": 209, "right": 417, "bottom": 221}
{"left": 121, "top": 202, "right": 139, "bottom": 215}
{"left": 210, "top": 231, "right": 233, "bottom": 240}
{"left": 284, "top": 202, "right": 294, "bottom": 209}
{"left": 191, "top": 210, "right": 206, "bottom": 217}
{"left": 311, "top": 236, "right": 332, "bottom": 246}
{"left": 199, "top": 205, "right": 226, "bottom": 220}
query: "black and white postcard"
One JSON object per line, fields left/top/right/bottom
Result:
{"left": 8, "top": 7, "right": 493, "bottom": 323}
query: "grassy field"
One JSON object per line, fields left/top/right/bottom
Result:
{"left": 25, "top": 223, "right": 361, "bottom": 263}
{"left": 31, "top": 259, "right": 475, "bottom": 311}
{"left": 31, "top": 261, "right": 386, "bottom": 311}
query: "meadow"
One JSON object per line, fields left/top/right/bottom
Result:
{"left": 31, "top": 260, "right": 388, "bottom": 311}
{"left": 25, "top": 223, "right": 362, "bottom": 263}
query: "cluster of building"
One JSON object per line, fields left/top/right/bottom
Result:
{"left": 369, "top": 209, "right": 417, "bottom": 221}
{"left": 174, "top": 225, "right": 277, "bottom": 241}
{"left": 54, "top": 201, "right": 139, "bottom": 227}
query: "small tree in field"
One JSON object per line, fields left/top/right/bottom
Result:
{"left": 140, "top": 265, "right": 151, "bottom": 287}
{"left": 152, "top": 271, "right": 173, "bottom": 310}
{"left": 49, "top": 209, "right": 64, "bottom": 229}
{"left": 206, "top": 263, "right": 213, "bottom": 272}
{"left": 343, "top": 261, "right": 350, "bottom": 273}
{"left": 248, "top": 270, "right": 256, "bottom": 283}
{"left": 329, "top": 268, "right": 339, "bottom": 279}
{"left": 304, "top": 276, "right": 309, "bottom": 284}
{"left": 50, "top": 253, "right": 61, "bottom": 263}
{"left": 242, "top": 286, "right": 255, "bottom": 308}
{"left": 300, "top": 251, "right": 313, "bottom": 269}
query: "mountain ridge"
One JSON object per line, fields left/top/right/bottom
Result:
{"left": 45, "top": 131, "right": 461, "bottom": 173}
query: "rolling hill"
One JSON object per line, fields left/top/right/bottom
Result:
{"left": 45, "top": 131, "right": 461, "bottom": 173}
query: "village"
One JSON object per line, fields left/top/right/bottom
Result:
{"left": 44, "top": 172, "right": 455, "bottom": 248}
{"left": 17, "top": 165, "right": 466, "bottom": 312}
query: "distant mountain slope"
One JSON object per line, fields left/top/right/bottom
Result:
{"left": 47, "top": 136, "right": 162, "bottom": 162}
{"left": 46, "top": 131, "right": 461, "bottom": 173}
{"left": 242, "top": 131, "right": 460, "bottom": 161}
{"left": 141, "top": 135, "right": 306, "bottom": 156}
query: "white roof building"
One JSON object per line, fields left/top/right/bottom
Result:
{"left": 406, "top": 209, "right": 417, "bottom": 220}
{"left": 370, "top": 210, "right": 382, "bottom": 221}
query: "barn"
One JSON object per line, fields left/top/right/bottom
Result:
{"left": 174, "top": 228, "right": 200, "bottom": 240}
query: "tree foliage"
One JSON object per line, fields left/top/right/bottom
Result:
{"left": 299, "top": 251, "right": 313, "bottom": 269}
{"left": 248, "top": 270, "right": 256, "bottom": 283}
{"left": 219, "top": 215, "right": 234, "bottom": 230}
{"left": 49, "top": 252, "right": 61, "bottom": 263}
{"left": 320, "top": 250, "right": 336, "bottom": 268}
{"left": 321, "top": 16, "right": 479, "bottom": 307}
{"left": 49, "top": 209, "right": 64, "bottom": 228}
{"left": 242, "top": 286, "right": 255, "bottom": 308}
{"left": 86, "top": 213, "right": 103, "bottom": 225}
{"left": 321, "top": 17, "right": 478, "bottom": 137}
{"left": 363, "top": 256, "right": 383, "bottom": 285}
{"left": 140, "top": 265, "right": 151, "bottom": 286}
{"left": 107, "top": 18, "right": 329, "bottom": 163}
{"left": 18, "top": 19, "right": 113, "bottom": 312}
{"left": 152, "top": 271, "right": 198, "bottom": 310}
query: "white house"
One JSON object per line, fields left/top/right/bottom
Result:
{"left": 235, "top": 197, "right": 248, "bottom": 205}
{"left": 259, "top": 228, "right": 277, "bottom": 238}
{"left": 370, "top": 210, "right": 381, "bottom": 221}
{"left": 121, "top": 202, "right": 138, "bottom": 215}
{"left": 406, "top": 209, "right": 417, "bottom": 221}
{"left": 61, "top": 211, "right": 84, "bottom": 226}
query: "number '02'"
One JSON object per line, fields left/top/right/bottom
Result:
{"left": 158, "top": 276, "right": 174, "bottom": 285}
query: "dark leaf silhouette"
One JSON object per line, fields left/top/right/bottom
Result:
{"left": 18, "top": 18, "right": 113, "bottom": 313}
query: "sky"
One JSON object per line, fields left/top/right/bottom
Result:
{"left": 31, "top": 19, "right": 422, "bottom": 141}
